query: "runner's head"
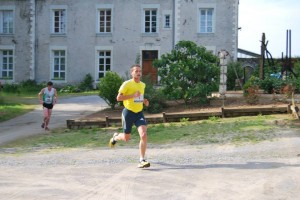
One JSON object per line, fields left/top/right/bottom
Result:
{"left": 130, "top": 64, "right": 142, "bottom": 82}
{"left": 47, "top": 81, "right": 53, "bottom": 89}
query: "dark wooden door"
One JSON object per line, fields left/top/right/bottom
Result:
{"left": 142, "top": 51, "right": 158, "bottom": 83}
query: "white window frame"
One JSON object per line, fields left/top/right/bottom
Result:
{"left": 141, "top": 4, "right": 160, "bottom": 34}
{"left": 197, "top": 3, "right": 216, "bottom": 34}
{"left": 0, "top": 6, "right": 14, "bottom": 34}
{"left": 50, "top": 5, "right": 67, "bottom": 34}
{"left": 0, "top": 45, "right": 14, "bottom": 80}
{"left": 50, "top": 46, "right": 67, "bottom": 82}
{"left": 162, "top": 10, "right": 172, "bottom": 29}
{"left": 96, "top": 4, "right": 113, "bottom": 34}
{"left": 95, "top": 46, "right": 113, "bottom": 81}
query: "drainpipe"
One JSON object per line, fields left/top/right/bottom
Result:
{"left": 172, "top": 0, "right": 175, "bottom": 49}
{"left": 172, "top": 0, "right": 180, "bottom": 49}
{"left": 29, "top": 0, "right": 35, "bottom": 80}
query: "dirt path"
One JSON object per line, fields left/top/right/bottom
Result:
{"left": 0, "top": 133, "right": 300, "bottom": 200}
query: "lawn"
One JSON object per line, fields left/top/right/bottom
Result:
{"left": 2, "top": 114, "right": 299, "bottom": 151}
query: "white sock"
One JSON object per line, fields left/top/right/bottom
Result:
{"left": 140, "top": 158, "right": 145, "bottom": 162}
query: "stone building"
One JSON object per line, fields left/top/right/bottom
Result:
{"left": 0, "top": 0, "right": 239, "bottom": 85}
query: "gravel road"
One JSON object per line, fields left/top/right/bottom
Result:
{"left": 0, "top": 134, "right": 300, "bottom": 200}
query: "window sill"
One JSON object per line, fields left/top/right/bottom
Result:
{"left": 96, "top": 33, "right": 113, "bottom": 37}
{"left": 141, "top": 33, "right": 159, "bottom": 37}
{"left": 51, "top": 79, "right": 66, "bottom": 83}
{"left": 197, "top": 32, "right": 215, "bottom": 36}
{"left": 50, "top": 33, "right": 67, "bottom": 37}
{"left": 0, "top": 33, "right": 14, "bottom": 37}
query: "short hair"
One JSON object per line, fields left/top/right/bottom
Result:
{"left": 47, "top": 81, "right": 53, "bottom": 86}
{"left": 131, "top": 64, "right": 141, "bottom": 69}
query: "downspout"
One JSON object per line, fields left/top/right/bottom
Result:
{"left": 29, "top": 0, "right": 35, "bottom": 80}
{"left": 172, "top": 0, "right": 175, "bottom": 49}
{"left": 232, "top": 0, "right": 239, "bottom": 61}
{"left": 173, "top": 0, "right": 179, "bottom": 49}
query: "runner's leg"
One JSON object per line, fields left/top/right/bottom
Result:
{"left": 137, "top": 125, "right": 147, "bottom": 160}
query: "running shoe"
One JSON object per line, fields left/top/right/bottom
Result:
{"left": 108, "top": 133, "right": 118, "bottom": 148}
{"left": 138, "top": 160, "right": 150, "bottom": 168}
{"left": 41, "top": 123, "right": 45, "bottom": 128}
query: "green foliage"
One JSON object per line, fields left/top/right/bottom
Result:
{"left": 98, "top": 71, "right": 123, "bottom": 109}
{"left": 79, "top": 73, "right": 94, "bottom": 91}
{"left": 0, "top": 104, "right": 35, "bottom": 122}
{"left": 2, "top": 83, "right": 19, "bottom": 93}
{"left": 292, "top": 60, "right": 300, "bottom": 92}
{"left": 180, "top": 118, "right": 189, "bottom": 123}
{"left": 227, "top": 62, "right": 244, "bottom": 90}
{"left": 59, "top": 85, "right": 81, "bottom": 93}
{"left": 243, "top": 76, "right": 260, "bottom": 92}
{"left": 2, "top": 80, "right": 44, "bottom": 94}
{"left": 259, "top": 77, "right": 285, "bottom": 94}
{"left": 142, "top": 75, "right": 167, "bottom": 113}
{"left": 153, "top": 40, "right": 219, "bottom": 104}
{"left": 60, "top": 74, "right": 94, "bottom": 93}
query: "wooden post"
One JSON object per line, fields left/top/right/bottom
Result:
{"left": 162, "top": 112, "right": 167, "bottom": 123}
{"left": 221, "top": 107, "right": 225, "bottom": 118}
{"left": 105, "top": 116, "right": 109, "bottom": 127}
{"left": 260, "top": 33, "right": 266, "bottom": 80}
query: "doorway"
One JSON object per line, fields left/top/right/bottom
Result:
{"left": 142, "top": 50, "right": 158, "bottom": 83}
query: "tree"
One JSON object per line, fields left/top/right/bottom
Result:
{"left": 153, "top": 40, "right": 219, "bottom": 104}
{"left": 98, "top": 72, "right": 123, "bottom": 109}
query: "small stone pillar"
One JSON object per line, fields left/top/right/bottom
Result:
{"left": 218, "top": 50, "right": 230, "bottom": 98}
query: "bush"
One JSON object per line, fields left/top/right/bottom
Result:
{"left": 243, "top": 76, "right": 260, "bottom": 94}
{"left": 2, "top": 83, "right": 19, "bottom": 93}
{"left": 59, "top": 85, "right": 81, "bottom": 93}
{"left": 98, "top": 72, "right": 123, "bottom": 109}
{"left": 2, "top": 79, "right": 44, "bottom": 94}
{"left": 142, "top": 75, "right": 166, "bottom": 113}
{"left": 153, "top": 40, "right": 219, "bottom": 104}
{"left": 79, "top": 73, "right": 94, "bottom": 91}
{"left": 259, "top": 77, "right": 285, "bottom": 94}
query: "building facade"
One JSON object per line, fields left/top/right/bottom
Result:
{"left": 0, "top": 0, "right": 239, "bottom": 85}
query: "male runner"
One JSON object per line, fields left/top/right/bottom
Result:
{"left": 38, "top": 81, "right": 58, "bottom": 131}
{"left": 109, "top": 64, "right": 150, "bottom": 168}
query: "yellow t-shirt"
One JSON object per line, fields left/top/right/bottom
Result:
{"left": 119, "top": 79, "right": 145, "bottom": 113}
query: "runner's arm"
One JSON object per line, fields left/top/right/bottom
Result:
{"left": 38, "top": 89, "right": 45, "bottom": 104}
{"left": 116, "top": 91, "right": 140, "bottom": 101}
{"left": 54, "top": 89, "right": 58, "bottom": 104}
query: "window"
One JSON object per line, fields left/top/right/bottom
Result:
{"left": 96, "top": 5, "right": 113, "bottom": 34}
{"left": 0, "top": 50, "right": 14, "bottom": 79}
{"left": 199, "top": 8, "right": 214, "bottom": 33}
{"left": 52, "top": 50, "right": 66, "bottom": 80}
{"left": 51, "top": 6, "right": 67, "bottom": 34}
{"left": 164, "top": 14, "right": 170, "bottom": 28}
{"left": 98, "top": 9, "right": 111, "bottom": 33}
{"left": 97, "top": 50, "right": 111, "bottom": 79}
{"left": 144, "top": 9, "right": 157, "bottom": 33}
{"left": 0, "top": 10, "right": 13, "bottom": 34}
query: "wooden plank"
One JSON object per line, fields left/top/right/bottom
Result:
{"left": 66, "top": 105, "right": 289, "bottom": 129}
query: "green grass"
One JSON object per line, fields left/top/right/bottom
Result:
{"left": 2, "top": 114, "right": 299, "bottom": 151}
{"left": 0, "top": 91, "right": 98, "bottom": 122}
{"left": 0, "top": 104, "right": 36, "bottom": 122}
